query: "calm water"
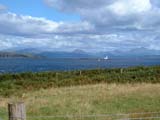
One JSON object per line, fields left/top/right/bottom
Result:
{"left": 0, "top": 57, "right": 160, "bottom": 73}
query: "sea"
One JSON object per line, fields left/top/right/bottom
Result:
{"left": 0, "top": 57, "right": 160, "bottom": 73}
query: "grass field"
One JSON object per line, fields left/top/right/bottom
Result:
{"left": 0, "top": 66, "right": 160, "bottom": 119}
{"left": 1, "top": 83, "right": 160, "bottom": 120}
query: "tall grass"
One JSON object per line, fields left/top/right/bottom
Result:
{"left": 1, "top": 84, "right": 160, "bottom": 120}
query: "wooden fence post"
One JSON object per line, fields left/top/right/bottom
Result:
{"left": 120, "top": 68, "right": 123, "bottom": 74}
{"left": 8, "top": 102, "right": 26, "bottom": 120}
{"left": 80, "top": 70, "right": 82, "bottom": 76}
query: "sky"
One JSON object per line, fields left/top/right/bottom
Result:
{"left": 0, "top": 0, "right": 160, "bottom": 52}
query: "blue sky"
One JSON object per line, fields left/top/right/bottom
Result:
{"left": 0, "top": 0, "right": 80, "bottom": 21}
{"left": 0, "top": 0, "right": 160, "bottom": 52}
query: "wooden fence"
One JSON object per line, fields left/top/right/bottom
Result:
{"left": 5, "top": 102, "right": 160, "bottom": 120}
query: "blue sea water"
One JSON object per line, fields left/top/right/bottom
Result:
{"left": 0, "top": 57, "right": 160, "bottom": 73}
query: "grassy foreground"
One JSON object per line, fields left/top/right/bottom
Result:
{"left": 0, "top": 66, "right": 160, "bottom": 96}
{"left": 0, "top": 66, "right": 160, "bottom": 119}
{"left": 0, "top": 83, "right": 160, "bottom": 120}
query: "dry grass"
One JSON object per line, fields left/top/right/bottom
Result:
{"left": 1, "top": 83, "right": 160, "bottom": 120}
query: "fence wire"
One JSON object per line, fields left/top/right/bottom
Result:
{"left": 27, "top": 112, "right": 160, "bottom": 119}
{"left": 1, "top": 109, "right": 160, "bottom": 119}
{"left": 117, "top": 116, "right": 160, "bottom": 120}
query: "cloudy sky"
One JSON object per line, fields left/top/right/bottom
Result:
{"left": 0, "top": 0, "right": 160, "bottom": 52}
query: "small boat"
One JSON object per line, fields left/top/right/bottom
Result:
{"left": 104, "top": 56, "right": 109, "bottom": 60}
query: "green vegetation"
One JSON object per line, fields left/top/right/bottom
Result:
{"left": 0, "top": 66, "right": 160, "bottom": 96}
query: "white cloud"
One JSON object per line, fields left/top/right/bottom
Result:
{"left": 44, "top": 0, "right": 160, "bottom": 30}
{"left": 1, "top": 30, "right": 160, "bottom": 52}
{"left": 0, "top": 12, "right": 93, "bottom": 37}
{"left": 108, "top": 0, "right": 151, "bottom": 16}
{"left": 0, "top": 1, "right": 160, "bottom": 52}
{"left": 0, "top": 12, "right": 59, "bottom": 36}
{"left": 44, "top": 0, "right": 115, "bottom": 11}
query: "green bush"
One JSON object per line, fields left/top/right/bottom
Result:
{"left": 0, "top": 66, "right": 160, "bottom": 97}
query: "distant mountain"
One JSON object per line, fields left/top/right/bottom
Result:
{"left": 2, "top": 47, "right": 160, "bottom": 59}
{"left": 0, "top": 52, "right": 41, "bottom": 58}
{"left": 15, "top": 48, "right": 43, "bottom": 54}
{"left": 38, "top": 51, "right": 95, "bottom": 59}
{"left": 97, "top": 47, "right": 160, "bottom": 59}
{"left": 2, "top": 48, "right": 96, "bottom": 59}
{"left": 3, "top": 47, "right": 45, "bottom": 54}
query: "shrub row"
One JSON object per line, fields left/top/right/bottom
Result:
{"left": 0, "top": 66, "right": 160, "bottom": 96}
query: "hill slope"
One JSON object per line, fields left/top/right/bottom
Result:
{"left": 0, "top": 52, "right": 40, "bottom": 58}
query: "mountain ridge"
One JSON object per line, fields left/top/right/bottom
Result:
{"left": 0, "top": 51, "right": 41, "bottom": 58}
{"left": 1, "top": 47, "right": 160, "bottom": 59}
